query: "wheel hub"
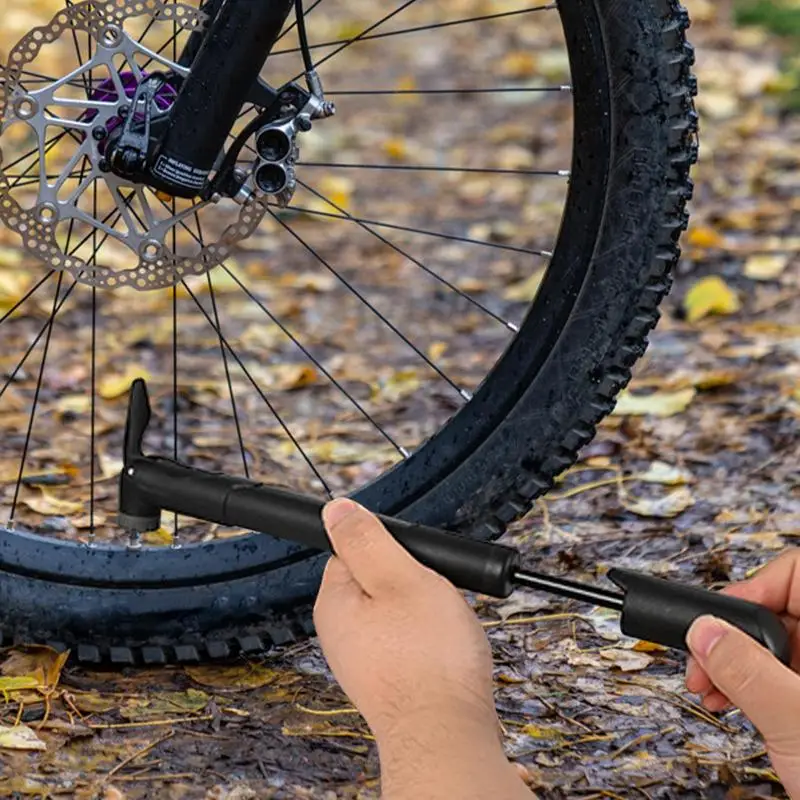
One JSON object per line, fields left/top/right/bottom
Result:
{"left": 0, "top": 0, "right": 295, "bottom": 291}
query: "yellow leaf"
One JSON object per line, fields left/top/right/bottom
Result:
{"left": 503, "top": 270, "right": 545, "bottom": 302}
{"left": 520, "top": 724, "right": 563, "bottom": 740}
{"left": 612, "top": 388, "right": 696, "bottom": 418}
{"left": 119, "top": 689, "right": 209, "bottom": 720}
{"left": 0, "top": 676, "right": 40, "bottom": 700}
{"left": 278, "top": 439, "right": 396, "bottom": 465}
{"left": 56, "top": 394, "right": 92, "bottom": 415}
{"left": 686, "top": 226, "right": 725, "bottom": 249}
{"left": 693, "top": 369, "right": 743, "bottom": 390}
{"left": 270, "top": 364, "right": 318, "bottom": 391}
{"left": 744, "top": 254, "right": 789, "bottom": 281}
{"left": 142, "top": 527, "right": 174, "bottom": 547}
{"left": 378, "top": 369, "right": 421, "bottom": 402}
{"left": 382, "top": 138, "right": 408, "bottom": 161}
{"left": 303, "top": 177, "right": 354, "bottom": 217}
{"left": 70, "top": 692, "right": 117, "bottom": 714}
{"left": 186, "top": 664, "right": 284, "bottom": 691}
{"left": 499, "top": 51, "right": 538, "bottom": 79}
{"left": 22, "top": 489, "right": 84, "bottom": 516}
{"left": 684, "top": 276, "right": 741, "bottom": 323}
{"left": 393, "top": 75, "right": 420, "bottom": 105}
{"left": 98, "top": 366, "right": 152, "bottom": 400}
{"left": 637, "top": 461, "right": 694, "bottom": 486}
{"left": 1, "top": 647, "right": 69, "bottom": 689}
{"left": 624, "top": 486, "right": 695, "bottom": 519}
{"left": 632, "top": 641, "right": 668, "bottom": 653}
{"left": 427, "top": 341, "right": 448, "bottom": 361}
{"left": 0, "top": 724, "right": 47, "bottom": 751}
{"left": 275, "top": 272, "right": 336, "bottom": 292}
{"left": 0, "top": 266, "right": 33, "bottom": 315}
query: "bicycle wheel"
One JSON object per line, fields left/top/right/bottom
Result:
{"left": 0, "top": 0, "right": 697, "bottom": 663}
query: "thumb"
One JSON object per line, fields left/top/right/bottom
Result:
{"left": 322, "top": 498, "right": 427, "bottom": 597}
{"left": 687, "top": 616, "right": 800, "bottom": 747}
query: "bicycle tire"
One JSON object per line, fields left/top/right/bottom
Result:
{"left": 0, "top": 0, "right": 698, "bottom": 664}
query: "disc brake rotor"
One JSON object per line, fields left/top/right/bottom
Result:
{"left": 0, "top": 0, "right": 271, "bottom": 291}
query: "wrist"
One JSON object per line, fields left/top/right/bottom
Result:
{"left": 376, "top": 707, "right": 526, "bottom": 800}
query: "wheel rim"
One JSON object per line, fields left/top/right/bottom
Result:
{"left": 0, "top": 0, "right": 602, "bottom": 559}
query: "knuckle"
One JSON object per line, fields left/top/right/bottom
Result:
{"left": 710, "top": 643, "right": 763, "bottom": 696}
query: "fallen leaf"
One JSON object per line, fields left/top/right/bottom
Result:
{"left": 0, "top": 266, "right": 33, "bottom": 315}
{"left": 520, "top": 724, "right": 564, "bottom": 740}
{"left": 624, "top": 487, "right": 696, "bottom": 519}
{"left": 0, "top": 724, "right": 47, "bottom": 751}
{"left": 55, "top": 394, "right": 92, "bottom": 415}
{"left": 684, "top": 276, "right": 741, "bottom": 323}
{"left": 120, "top": 689, "right": 209, "bottom": 720}
{"left": 686, "top": 226, "right": 725, "bottom": 249}
{"left": 492, "top": 594, "right": 550, "bottom": 622}
{"left": 0, "top": 676, "right": 40, "bottom": 700}
{"left": 427, "top": 341, "right": 448, "bottom": 361}
{"left": 382, "top": 138, "right": 408, "bottom": 161}
{"left": 270, "top": 364, "right": 319, "bottom": 391}
{"left": 186, "top": 663, "right": 284, "bottom": 691}
{"left": 612, "top": 388, "right": 696, "bottom": 418}
{"left": 499, "top": 51, "right": 538, "bottom": 79}
{"left": 142, "top": 527, "right": 174, "bottom": 546}
{"left": 21, "top": 489, "right": 84, "bottom": 516}
{"left": 503, "top": 270, "right": 545, "bottom": 302}
{"left": 637, "top": 461, "right": 695, "bottom": 486}
{"left": 1, "top": 646, "right": 69, "bottom": 693}
{"left": 70, "top": 692, "right": 118, "bottom": 714}
{"left": 303, "top": 176, "right": 354, "bottom": 216}
{"left": 632, "top": 641, "right": 668, "bottom": 653}
{"left": 599, "top": 648, "right": 654, "bottom": 672}
{"left": 744, "top": 254, "right": 789, "bottom": 281}
{"left": 377, "top": 369, "right": 422, "bottom": 402}
{"left": 98, "top": 366, "right": 152, "bottom": 400}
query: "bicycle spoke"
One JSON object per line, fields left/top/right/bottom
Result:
{"left": 207, "top": 270, "right": 251, "bottom": 478}
{"left": 136, "top": 15, "right": 158, "bottom": 45}
{"left": 291, "top": 0, "right": 423, "bottom": 82}
{"left": 182, "top": 280, "right": 333, "bottom": 497}
{"left": 298, "top": 179, "right": 519, "bottom": 332}
{"left": 5, "top": 131, "right": 74, "bottom": 188}
{"left": 273, "top": 4, "right": 556, "bottom": 57}
{"left": 299, "top": 162, "right": 570, "bottom": 178}
{"left": 327, "top": 87, "right": 569, "bottom": 96}
{"left": 65, "top": 0, "right": 90, "bottom": 96}
{"left": 8, "top": 273, "right": 66, "bottom": 526}
{"left": 268, "top": 208, "right": 472, "bottom": 401}
{"left": 276, "top": 204, "right": 554, "bottom": 258}
{"left": 171, "top": 5, "right": 180, "bottom": 541}
{"left": 18, "top": 131, "right": 85, "bottom": 192}
{"left": 145, "top": 203, "right": 409, "bottom": 457}
{"left": 89, "top": 167, "right": 98, "bottom": 541}
{"left": 220, "top": 263, "right": 410, "bottom": 457}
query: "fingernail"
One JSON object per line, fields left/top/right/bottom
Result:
{"left": 687, "top": 616, "right": 730, "bottom": 660}
{"left": 323, "top": 498, "right": 359, "bottom": 528}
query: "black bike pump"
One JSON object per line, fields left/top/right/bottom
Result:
{"left": 118, "top": 379, "right": 791, "bottom": 667}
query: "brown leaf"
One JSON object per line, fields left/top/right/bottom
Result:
{"left": 1, "top": 646, "right": 70, "bottom": 693}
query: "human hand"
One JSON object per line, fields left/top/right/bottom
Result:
{"left": 313, "top": 498, "right": 500, "bottom": 742}
{"left": 685, "top": 549, "right": 800, "bottom": 797}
